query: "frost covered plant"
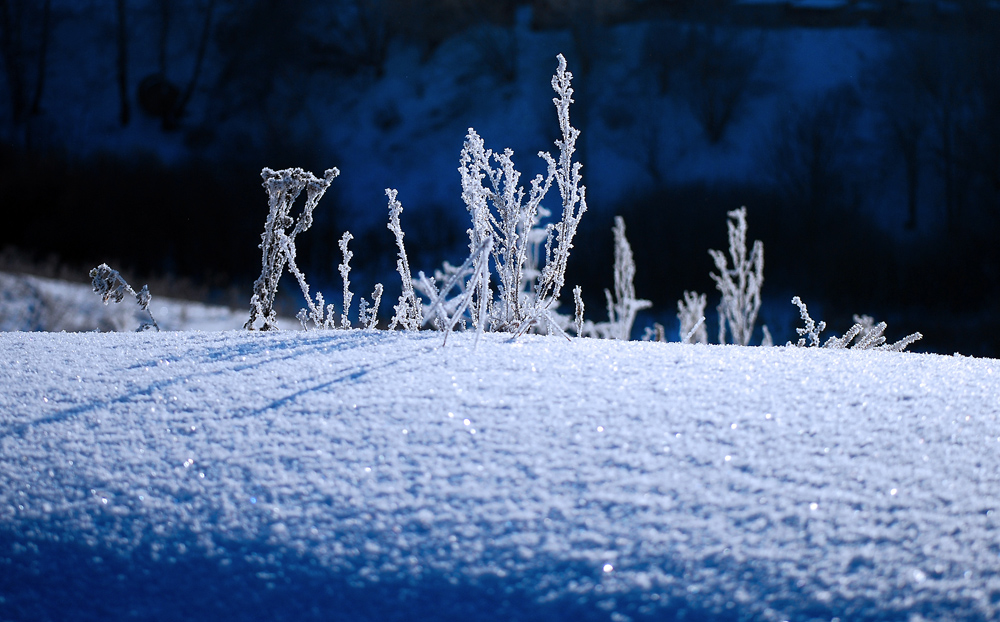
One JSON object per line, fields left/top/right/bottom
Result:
{"left": 357, "top": 284, "right": 384, "bottom": 330}
{"left": 642, "top": 323, "right": 667, "bottom": 343}
{"left": 408, "top": 53, "right": 587, "bottom": 338}
{"left": 386, "top": 188, "right": 423, "bottom": 331}
{"left": 296, "top": 230, "right": 380, "bottom": 331}
{"left": 709, "top": 207, "right": 765, "bottom": 346}
{"left": 790, "top": 296, "right": 923, "bottom": 352}
{"left": 790, "top": 295, "right": 825, "bottom": 347}
{"left": 419, "top": 236, "right": 493, "bottom": 346}
{"left": 338, "top": 232, "right": 355, "bottom": 329}
{"left": 89, "top": 263, "right": 159, "bottom": 331}
{"left": 246, "top": 167, "right": 339, "bottom": 331}
{"left": 248, "top": 167, "right": 381, "bottom": 331}
{"left": 603, "top": 216, "right": 652, "bottom": 340}
{"left": 677, "top": 291, "right": 707, "bottom": 344}
{"left": 573, "top": 285, "right": 585, "bottom": 337}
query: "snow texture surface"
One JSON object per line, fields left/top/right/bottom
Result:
{"left": 2, "top": 329, "right": 999, "bottom": 621}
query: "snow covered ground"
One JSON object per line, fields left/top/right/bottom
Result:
{"left": 2, "top": 328, "right": 999, "bottom": 621}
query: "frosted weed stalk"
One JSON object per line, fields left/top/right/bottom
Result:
{"left": 579, "top": 216, "right": 650, "bottom": 340}
{"left": 89, "top": 263, "right": 159, "bottom": 331}
{"left": 710, "top": 207, "right": 765, "bottom": 346}
{"left": 386, "top": 188, "right": 422, "bottom": 331}
{"left": 677, "top": 291, "right": 707, "bottom": 344}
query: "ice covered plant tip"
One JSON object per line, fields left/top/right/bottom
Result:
{"left": 677, "top": 291, "right": 707, "bottom": 344}
{"left": 89, "top": 263, "right": 158, "bottom": 331}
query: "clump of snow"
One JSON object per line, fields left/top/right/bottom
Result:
{"left": 2, "top": 329, "right": 999, "bottom": 620}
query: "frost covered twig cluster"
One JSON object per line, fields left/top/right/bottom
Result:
{"left": 89, "top": 263, "right": 159, "bottom": 331}
{"left": 457, "top": 129, "right": 551, "bottom": 332}
{"left": 709, "top": 207, "right": 765, "bottom": 346}
{"left": 790, "top": 296, "right": 923, "bottom": 351}
{"left": 247, "top": 167, "right": 381, "bottom": 332}
{"left": 246, "top": 167, "right": 339, "bottom": 331}
{"left": 419, "top": 236, "right": 493, "bottom": 346}
{"left": 388, "top": 54, "right": 588, "bottom": 341}
{"left": 294, "top": 230, "right": 368, "bottom": 331}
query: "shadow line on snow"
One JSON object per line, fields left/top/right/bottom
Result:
{"left": 0, "top": 332, "right": 435, "bottom": 438}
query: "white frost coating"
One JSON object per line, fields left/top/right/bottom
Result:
{"left": 677, "top": 290, "right": 708, "bottom": 344}
{"left": 603, "top": 216, "right": 652, "bottom": 341}
{"left": 1, "top": 331, "right": 998, "bottom": 620}
{"left": 792, "top": 295, "right": 923, "bottom": 352}
{"left": 89, "top": 263, "right": 159, "bottom": 331}
{"left": 386, "top": 188, "right": 422, "bottom": 331}
{"left": 247, "top": 167, "right": 339, "bottom": 331}
{"left": 709, "top": 207, "right": 763, "bottom": 346}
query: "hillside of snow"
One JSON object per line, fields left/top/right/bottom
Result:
{"left": 2, "top": 328, "right": 999, "bottom": 621}
{"left": 0, "top": 271, "right": 298, "bottom": 333}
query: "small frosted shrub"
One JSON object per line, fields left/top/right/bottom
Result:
{"left": 357, "top": 284, "right": 384, "bottom": 330}
{"left": 709, "top": 207, "right": 766, "bottom": 346}
{"left": 642, "top": 323, "right": 667, "bottom": 343}
{"left": 603, "top": 216, "right": 651, "bottom": 340}
{"left": 790, "top": 296, "right": 826, "bottom": 347}
{"left": 246, "top": 167, "right": 339, "bottom": 331}
{"left": 790, "top": 296, "right": 923, "bottom": 352}
{"left": 89, "top": 263, "right": 159, "bottom": 331}
{"left": 393, "top": 54, "right": 588, "bottom": 340}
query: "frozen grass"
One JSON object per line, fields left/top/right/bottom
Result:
{"left": 1, "top": 329, "right": 999, "bottom": 621}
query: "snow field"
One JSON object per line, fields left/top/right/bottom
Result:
{"left": 1, "top": 329, "right": 999, "bottom": 620}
